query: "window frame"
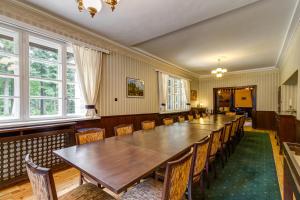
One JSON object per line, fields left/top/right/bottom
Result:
{"left": 0, "top": 24, "right": 85, "bottom": 124}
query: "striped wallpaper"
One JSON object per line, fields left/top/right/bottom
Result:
{"left": 98, "top": 52, "right": 199, "bottom": 116}
{"left": 281, "top": 85, "right": 297, "bottom": 112}
{"left": 198, "top": 70, "right": 279, "bottom": 111}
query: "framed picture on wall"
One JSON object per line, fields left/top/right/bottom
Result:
{"left": 127, "top": 77, "right": 145, "bottom": 98}
{"left": 191, "top": 90, "right": 197, "bottom": 101}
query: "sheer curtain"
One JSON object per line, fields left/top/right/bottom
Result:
{"left": 73, "top": 44, "right": 103, "bottom": 117}
{"left": 182, "top": 79, "right": 191, "bottom": 109}
{"left": 158, "top": 72, "right": 169, "bottom": 112}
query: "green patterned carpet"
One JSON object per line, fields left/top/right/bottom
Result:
{"left": 192, "top": 132, "right": 281, "bottom": 200}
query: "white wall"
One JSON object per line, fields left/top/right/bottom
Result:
{"left": 278, "top": 22, "right": 300, "bottom": 119}
{"left": 198, "top": 69, "right": 279, "bottom": 111}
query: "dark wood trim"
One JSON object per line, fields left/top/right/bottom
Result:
{"left": 252, "top": 110, "right": 276, "bottom": 130}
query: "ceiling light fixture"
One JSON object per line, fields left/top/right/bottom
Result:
{"left": 77, "top": 0, "right": 120, "bottom": 18}
{"left": 211, "top": 59, "right": 227, "bottom": 78}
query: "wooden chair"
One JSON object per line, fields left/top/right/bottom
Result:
{"left": 220, "top": 122, "right": 232, "bottom": 160}
{"left": 114, "top": 124, "right": 134, "bottom": 136}
{"left": 188, "top": 114, "right": 194, "bottom": 121}
{"left": 121, "top": 150, "right": 193, "bottom": 200}
{"left": 178, "top": 115, "right": 185, "bottom": 123}
{"left": 76, "top": 128, "right": 105, "bottom": 145}
{"left": 75, "top": 128, "right": 105, "bottom": 186}
{"left": 195, "top": 113, "right": 201, "bottom": 119}
{"left": 187, "top": 137, "right": 211, "bottom": 200}
{"left": 208, "top": 128, "right": 224, "bottom": 179}
{"left": 141, "top": 120, "right": 156, "bottom": 130}
{"left": 229, "top": 119, "right": 239, "bottom": 152}
{"left": 163, "top": 118, "right": 174, "bottom": 125}
{"left": 238, "top": 116, "right": 246, "bottom": 138}
{"left": 25, "top": 154, "right": 115, "bottom": 200}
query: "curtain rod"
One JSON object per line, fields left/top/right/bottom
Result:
{"left": 155, "top": 69, "right": 191, "bottom": 81}
{"left": 0, "top": 16, "right": 110, "bottom": 54}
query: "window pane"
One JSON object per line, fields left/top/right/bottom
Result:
{"left": 30, "top": 80, "right": 59, "bottom": 97}
{"left": 0, "top": 77, "right": 15, "bottom": 96}
{"left": 67, "top": 99, "right": 84, "bottom": 115}
{"left": 29, "top": 42, "right": 58, "bottom": 62}
{"left": 30, "top": 61, "right": 58, "bottom": 80}
{"left": 0, "top": 98, "right": 19, "bottom": 119}
{"left": 66, "top": 67, "right": 76, "bottom": 82}
{"left": 0, "top": 55, "right": 19, "bottom": 75}
{"left": 67, "top": 84, "right": 75, "bottom": 98}
{"left": 30, "top": 99, "right": 59, "bottom": 116}
{"left": 67, "top": 52, "right": 75, "bottom": 65}
{"left": 0, "top": 34, "right": 15, "bottom": 54}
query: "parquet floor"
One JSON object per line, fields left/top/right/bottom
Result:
{"left": 0, "top": 126, "right": 284, "bottom": 200}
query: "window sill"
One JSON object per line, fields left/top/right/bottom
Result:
{"left": 0, "top": 116, "right": 101, "bottom": 129}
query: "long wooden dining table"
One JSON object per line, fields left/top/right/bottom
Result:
{"left": 53, "top": 114, "right": 240, "bottom": 194}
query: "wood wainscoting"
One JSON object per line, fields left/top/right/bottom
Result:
{"left": 252, "top": 110, "right": 276, "bottom": 130}
{"left": 296, "top": 119, "right": 300, "bottom": 143}
{"left": 76, "top": 111, "right": 191, "bottom": 138}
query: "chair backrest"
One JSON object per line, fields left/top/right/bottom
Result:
{"left": 238, "top": 116, "right": 245, "bottom": 129}
{"left": 25, "top": 154, "right": 58, "bottom": 200}
{"left": 230, "top": 119, "right": 238, "bottom": 137}
{"left": 178, "top": 116, "right": 185, "bottom": 123}
{"left": 76, "top": 128, "right": 105, "bottom": 145}
{"left": 190, "top": 137, "right": 211, "bottom": 182}
{"left": 223, "top": 122, "right": 232, "bottom": 144}
{"left": 163, "top": 118, "right": 174, "bottom": 125}
{"left": 114, "top": 124, "right": 134, "bottom": 136}
{"left": 141, "top": 120, "right": 156, "bottom": 130}
{"left": 209, "top": 128, "right": 223, "bottom": 157}
{"left": 195, "top": 113, "right": 201, "bottom": 119}
{"left": 162, "top": 150, "right": 193, "bottom": 200}
{"left": 188, "top": 115, "right": 194, "bottom": 121}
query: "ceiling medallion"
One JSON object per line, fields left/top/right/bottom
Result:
{"left": 77, "top": 0, "right": 120, "bottom": 18}
{"left": 211, "top": 59, "right": 227, "bottom": 78}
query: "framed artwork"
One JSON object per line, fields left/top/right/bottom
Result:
{"left": 127, "top": 77, "right": 145, "bottom": 98}
{"left": 191, "top": 90, "right": 197, "bottom": 101}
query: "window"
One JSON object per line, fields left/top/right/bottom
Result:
{"left": 0, "top": 27, "right": 20, "bottom": 120}
{"left": 66, "top": 47, "right": 84, "bottom": 115}
{"left": 0, "top": 24, "right": 85, "bottom": 123}
{"left": 29, "top": 36, "right": 62, "bottom": 118}
{"left": 167, "top": 76, "right": 188, "bottom": 111}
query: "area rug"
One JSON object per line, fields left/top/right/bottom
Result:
{"left": 192, "top": 132, "right": 281, "bottom": 200}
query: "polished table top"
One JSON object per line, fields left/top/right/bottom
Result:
{"left": 53, "top": 115, "right": 238, "bottom": 194}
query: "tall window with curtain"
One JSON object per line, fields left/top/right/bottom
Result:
{"left": 158, "top": 71, "right": 190, "bottom": 113}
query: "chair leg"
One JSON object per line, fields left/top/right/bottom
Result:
{"left": 187, "top": 179, "right": 193, "bottom": 200}
{"left": 212, "top": 160, "right": 217, "bottom": 179}
{"left": 219, "top": 149, "right": 225, "bottom": 168}
{"left": 205, "top": 161, "right": 210, "bottom": 189}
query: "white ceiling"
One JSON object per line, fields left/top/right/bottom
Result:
{"left": 24, "top": 0, "right": 298, "bottom": 75}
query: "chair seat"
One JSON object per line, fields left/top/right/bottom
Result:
{"left": 121, "top": 179, "right": 163, "bottom": 200}
{"left": 59, "top": 183, "right": 115, "bottom": 200}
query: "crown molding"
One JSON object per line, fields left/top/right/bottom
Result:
{"left": 132, "top": 47, "right": 200, "bottom": 78}
{"left": 199, "top": 66, "right": 278, "bottom": 79}
{"left": 276, "top": 0, "right": 300, "bottom": 66}
{"left": 6, "top": 0, "right": 199, "bottom": 79}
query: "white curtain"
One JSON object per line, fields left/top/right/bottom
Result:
{"left": 73, "top": 44, "right": 103, "bottom": 118}
{"left": 182, "top": 79, "right": 191, "bottom": 109}
{"left": 158, "top": 72, "right": 169, "bottom": 112}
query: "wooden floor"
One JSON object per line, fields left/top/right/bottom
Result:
{"left": 0, "top": 127, "right": 284, "bottom": 200}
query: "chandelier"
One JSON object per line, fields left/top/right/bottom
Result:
{"left": 211, "top": 59, "right": 227, "bottom": 78}
{"left": 77, "top": 0, "right": 120, "bottom": 18}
